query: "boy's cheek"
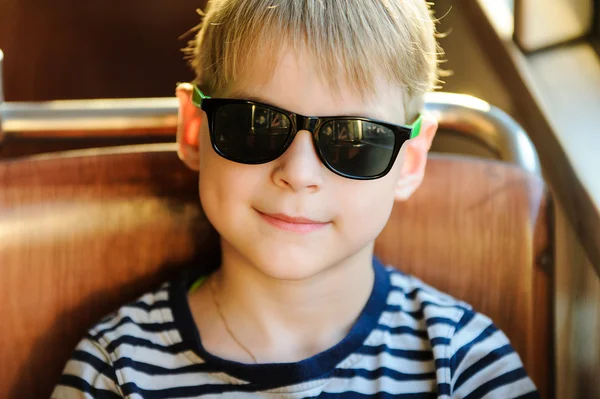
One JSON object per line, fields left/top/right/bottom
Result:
{"left": 336, "top": 182, "right": 396, "bottom": 224}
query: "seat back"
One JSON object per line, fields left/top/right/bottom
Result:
{"left": 0, "top": 144, "right": 553, "bottom": 398}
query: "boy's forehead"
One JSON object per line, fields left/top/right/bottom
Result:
{"left": 226, "top": 50, "right": 407, "bottom": 123}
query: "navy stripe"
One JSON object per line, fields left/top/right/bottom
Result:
{"left": 360, "top": 344, "right": 434, "bottom": 361}
{"left": 309, "top": 392, "right": 437, "bottom": 399}
{"left": 121, "top": 381, "right": 272, "bottom": 398}
{"left": 426, "top": 317, "right": 458, "bottom": 328}
{"left": 114, "top": 357, "right": 222, "bottom": 375}
{"left": 381, "top": 306, "right": 419, "bottom": 320}
{"left": 454, "top": 310, "right": 476, "bottom": 334}
{"left": 450, "top": 323, "right": 499, "bottom": 375}
{"left": 70, "top": 350, "right": 118, "bottom": 384}
{"left": 438, "top": 382, "right": 451, "bottom": 396}
{"left": 385, "top": 301, "right": 466, "bottom": 321}
{"left": 462, "top": 368, "right": 530, "bottom": 399}
{"left": 382, "top": 304, "right": 405, "bottom": 314}
{"left": 376, "top": 324, "right": 429, "bottom": 339}
{"left": 58, "top": 375, "right": 122, "bottom": 399}
{"left": 334, "top": 367, "right": 435, "bottom": 382}
{"left": 390, "top": 284, "right": 469, "bottom": 307}
{"left": 123, "top": 300, "right": 171, "bottom": 312}
{"left": 93, "top": 316, "right": 177, "bottom": 340}
{"left": 376, "top": 325, "right": 450, "bottom": 347}
{"left": 431, "top": 337, "right": 451, "bottom": 346}
{"left": 453, "top": 344, "right": 515, "bottom": 391}
{"left": 105, "top": 335, "right": 189, "bottom": 355}
{"left": 389, "top": 285, "right": 424, "bottom": 300}
{"left": 435, "top": 358, "right": 450, "bottom": 369}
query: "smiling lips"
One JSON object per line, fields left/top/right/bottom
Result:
{"left": 257, "top": 211, "right": 329, "bottom": 233}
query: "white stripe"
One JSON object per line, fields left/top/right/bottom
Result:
{"left": 264, "top": 378, "right": 329, "bottom": 394}
{"left": 452, "top": 329, "right": 509, "bottom": 366}
{"left": 388, "top": 273, "right": 429, "bottom": 294}
{"left": 436, "top": 366, "right": 452, "bottom": 387}
{"left": 389, "top": 272, "right": 410, "bottom": 288}
{"left": 379, "top": 311, "right": 428, "bottom": 329}
{"left": 453, "top": 352, "right": 525, "bottom": 394}
{"left": 97, "top": 322, "right": 183, "bottom": 349}
{"left": 481, "top": 376, "right": 536, "bottom": 398}
{"left": 92, "top": 307, "right": 174, "bottom": 335}
{"left": 452, "top": 330, "right": 512, "bottom": 382}
{"left": 136, "top": 289, "right": 169, "bottom": 305}
{"left": 344, "top": 351, "right": 436, "bottom": 374}
{"left": 117, "top": 366, "right": 244, "bottom": 390}
{"left": 366, "top": 329, "right": 433, "bottom": 349}
{"left": 111, "top": 343, "right": 204, "bottom": 368}
{"left": 387, "top": 290, "right": 461, "bottom": 310}
{"left": 379, "top": 310, "right": 461, "bottom": 340}
{"left": 388, "top": 272, "right": 464, "bottom": 307}
{"left": 452, "top": 312, "right": 496, "bottom": 347}
{"left": 63, "top": 359, "right": 118, "bottom": 389}
{"left": 421, "top": 305, "right": 464, "bottom": 321}
{"left": 322, "top": 375, "right": 435, "bottom": 395}
{"left": 74, "top": 337, "right": 111, "bottom": 360}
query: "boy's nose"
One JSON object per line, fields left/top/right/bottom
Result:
{"left": 271, "top": 130, "right": 324, "bottom": 192}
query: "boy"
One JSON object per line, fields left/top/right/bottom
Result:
{"left": 53, "top": 0, "right": 538, "bottom": 397}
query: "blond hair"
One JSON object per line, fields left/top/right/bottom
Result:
{"left": 187, "top": 0, "right": 442, "bottom": 121}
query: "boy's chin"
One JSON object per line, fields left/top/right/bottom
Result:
{"left": 249, "top": 252, "right": 338, "bottom": 282}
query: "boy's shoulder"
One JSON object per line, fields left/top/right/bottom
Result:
{"left": 383, "top": 266, "right": 536, "bottom": 396}
{"left": 51, "top": 279, "right": 198, "bottom": 398}
{"left": 387, "top": 266, "right": 469, "bottom": 303}
{"left": 86, "top": 280, "right": 181, "bottom": 357}
{"left": 383, "top": 265, "right": 504, "bottom": 358}
{"left": 385, "top": 265, "right": 475, "bottom": 319}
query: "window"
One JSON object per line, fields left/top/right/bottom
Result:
{"left": 514, "top": 0, "right": 595, "bottom": 52}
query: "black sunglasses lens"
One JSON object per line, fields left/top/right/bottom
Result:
{"left": 213, "top": 104, "right": 291, "bottom": 163}
{"left": 318, "top": 120, "right": 397, "bottom": 178}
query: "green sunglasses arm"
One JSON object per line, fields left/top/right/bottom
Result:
{"left": 409, "top": 115, "right": 423, "bottom": 139}
{"left": 192, "top": 85, "right": 211, "bottom": 107}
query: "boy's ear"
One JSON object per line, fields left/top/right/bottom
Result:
{"left": 176, "top": 83, "right": 203, "bottom": 171}
{"left": 394, "top": 113, "right": 438, "bottom": 201}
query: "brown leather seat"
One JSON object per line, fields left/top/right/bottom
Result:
{"left": 0, "top": 144, "right": 553, "bottom": 398}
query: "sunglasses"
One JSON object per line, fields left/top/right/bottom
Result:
{"left": 192, "top": 85, "right": 422, "bottom": 180}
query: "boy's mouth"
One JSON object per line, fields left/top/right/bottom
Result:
{"left": 256, "top": 210, "right": 330, "bottom": 233}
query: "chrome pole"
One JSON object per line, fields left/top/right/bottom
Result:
{"left": 425, "top": 92, "right": 542, "bottom": 176}
{"left": 0, "top": 49, "right": 4, "bottom": 141}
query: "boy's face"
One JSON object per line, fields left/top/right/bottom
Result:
{"left": 177, "top": 49, "right": 437, "bottom": 281}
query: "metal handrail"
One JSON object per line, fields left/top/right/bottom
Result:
{"left": 0, "top": 49, "right": 4, "bottom": 141}
{"left": 426, "top": 92, "right": 541, "bottom": 175}
{"left": 0, "top": 49, "right": 4, "bottom": 105}
{"left": 0, "top": 90, "right": 541, "bottom": 175}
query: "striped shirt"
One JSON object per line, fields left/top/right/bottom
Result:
{"left": 52, "top": 259, "right": 538, "bottom": 398}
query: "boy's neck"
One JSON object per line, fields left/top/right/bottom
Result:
{"left": 209, "top": 241, "right": 376, "bottom": 363}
